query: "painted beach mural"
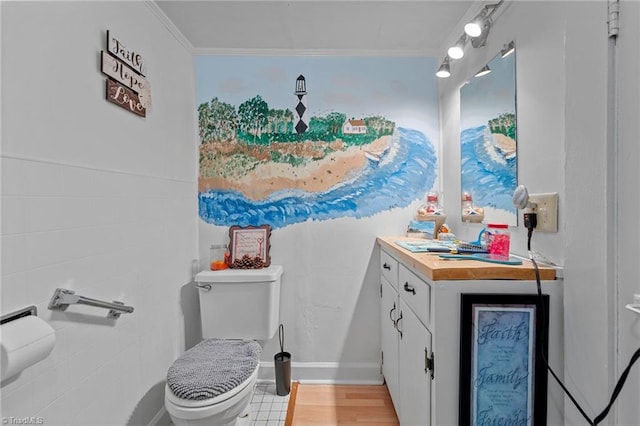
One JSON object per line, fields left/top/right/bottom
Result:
{"left": 460, "top": 51, "right": 517, "bottom": 226}
{"left": 196, "top": 57, "right": 439, "bottom": 229}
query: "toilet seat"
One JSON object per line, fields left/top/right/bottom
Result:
{"left": 165, "top": 367, "right": 258, "bottom": 409}
{"left": 164, "top": 368, "right": 258, "bottom": 424}
{"left": 165, "top": 340, "right": 261, "bottom": 424}
{"left": 166, "top": 338, "right": 262, "bottom": 401}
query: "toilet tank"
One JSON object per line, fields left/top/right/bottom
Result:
{"left": 194, "top": 265, "right": 283, "bottom": 340}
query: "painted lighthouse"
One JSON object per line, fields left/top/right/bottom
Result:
{"left": 294, "top": 75, "right": 308, "bottom": 134}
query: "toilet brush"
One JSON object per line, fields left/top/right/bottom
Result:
{"left": 274, "top": 324, "right": 291, "bottom": 396}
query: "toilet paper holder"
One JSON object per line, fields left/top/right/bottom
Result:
{"left": 1, "top": 305, "right": 38, "bottom": 325}
{"left": 48, "top": 288, "right": 134, "bottom": 319}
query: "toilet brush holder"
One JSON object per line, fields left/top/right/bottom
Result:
{"left": 274, "top": 324, "right": 291, "bottom": 396}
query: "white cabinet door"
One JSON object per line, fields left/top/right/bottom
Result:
{"left": 398, "top": 298, "right": 432, "bottom": 426}
{"left": 381, "top": 277, "right": 400, "bottom": 407}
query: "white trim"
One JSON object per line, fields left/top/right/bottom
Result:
{"left": 258, "top": 361, "right": 383, "bottom": 385}
{"left": 146, "top": 1, "right": 194, "bottom": 53}
{"left": 1, "top": 152, "right": 196, "bottom": 184}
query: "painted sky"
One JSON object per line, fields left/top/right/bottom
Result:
{"left": 195, "top": 56, "right": 439, "bottom": 142}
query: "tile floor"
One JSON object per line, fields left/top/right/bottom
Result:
{"left": 247, "top": 382, "right": 291, "bottom": 426}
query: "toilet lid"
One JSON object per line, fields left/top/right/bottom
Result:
{"left": 167, "top": 339, "right": 261, "bottom": 401}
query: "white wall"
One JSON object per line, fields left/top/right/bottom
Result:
{"left": 200, "top": 207, "right": 420, "bottom": 383}
{"left": 614, "top": 1, "right": 640, "bottom": 423}
{"left": 440, "top": 1, "right": 612, "bottom": 424}
{"left": 1, "top": 2, "right": 197, "bottom": 424}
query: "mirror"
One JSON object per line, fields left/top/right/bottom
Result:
{"left": 459, "top": 43, "right": 517, "bottom": 226}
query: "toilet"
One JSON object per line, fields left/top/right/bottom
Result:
{"left": 165, "top": 265, "right": 283, "bottom": 426}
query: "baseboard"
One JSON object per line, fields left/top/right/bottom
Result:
{"left": 258, "top": 361, "right": 383, "bottom": 385}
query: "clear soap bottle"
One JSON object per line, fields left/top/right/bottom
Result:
{"left": 210, "top": 244, "right": 229, "bottom": 270}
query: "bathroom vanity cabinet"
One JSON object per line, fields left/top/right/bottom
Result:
{"left": 377, "top": 237, "right": 564, "bottom": 426}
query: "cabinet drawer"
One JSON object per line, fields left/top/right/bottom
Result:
{"left": 398, "top": 264, "right": 430, "bottom": 327}
{"left": 380, "top": 249, "right": 399, "bottom": 288}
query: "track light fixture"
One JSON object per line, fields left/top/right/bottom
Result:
{"left": 435, "top": 57, "right": 451, "bottom": 79}
{"left": 436, "top": 2, "right": 505, "bottom": 79}
{"left": 475, "top": 65, "right": 491, "bottom": 77}
{"left": 501, "top": 41, "right": 515, "bottom": 58}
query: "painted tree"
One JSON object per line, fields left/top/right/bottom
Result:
{"left": 198, "top": 97, "right": 237, "bottom": 143}
{"left": 211, "top": 98, "right": 238, "bottom": 140}
{"left": 197, "top": 102, "right": 213, "bottom": 143}
{"left": 326, "top": 112, "right": 346, "bottom": 135}
{"left": 238, "top": 95, "right": 269, "bottom": 142}
{"left": 210, "top": 97, "right": 238, "bottom": 142}
{"left": 281, "top": 109, "right": 294, "bottom": 133}
{"left": 267, "top": 108, "right": 294, "bottom": 133}
{"left": 364, "top": 115, "right": 395, "bottom": 136}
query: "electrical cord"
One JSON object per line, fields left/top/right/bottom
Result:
{"left": 527, "top": 226, "right": 640, "bottom": 425}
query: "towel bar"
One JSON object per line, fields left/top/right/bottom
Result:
{"left": 48, "top": 288, "right": 134, "bottom": 319}
{"left": 625, "top": 304, "right": 640, "bottom": 315}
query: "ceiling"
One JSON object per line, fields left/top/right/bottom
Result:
{"left": 155, "top": 0, "right": 477, "bottom": 56}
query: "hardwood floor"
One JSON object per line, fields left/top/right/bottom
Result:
{"left": 286, "top": 383, "right": 399, "bottom": 425}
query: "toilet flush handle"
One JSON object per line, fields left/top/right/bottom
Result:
{"left": 195, "top": 283, "right": 212, "bottom": 291}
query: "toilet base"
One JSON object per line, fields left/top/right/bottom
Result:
{"left": 165, "top": 372, "right": 256, "bottom": 426}
{"left": 167, "top": 390, "right": 252, "bottom": 426}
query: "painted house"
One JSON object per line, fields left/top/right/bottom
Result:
{"left": 342, "top": 118, "right": 367, "bottom": 134}
{"left": 1, "top": 1, "right": 639, "bottom": 425}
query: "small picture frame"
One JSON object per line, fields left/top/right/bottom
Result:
{"left": 228, "top": 225, "right": 271, "bottom": 268}
{"left": 459, "top": 293, "right": 549, "bottom": 426}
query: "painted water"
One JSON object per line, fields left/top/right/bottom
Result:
{"left": 199, "top": 127, "right": 436, "bottom": 229}
{"left": 461, "top": 125, "right": 517, "bottom": 216}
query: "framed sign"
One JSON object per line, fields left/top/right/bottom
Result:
{"left": 459, "top": 293, "right": 549, "bottom": 426}
{"left": 228, "top": 225, "right": 271, "bottom": 268}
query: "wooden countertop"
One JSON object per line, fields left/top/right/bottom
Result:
{"left": 377, "top": 236, "right": 557, "bottom": 281}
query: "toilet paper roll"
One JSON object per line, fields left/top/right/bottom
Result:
{"left": 1, "top": 315, "right": 56, "bottom": 381}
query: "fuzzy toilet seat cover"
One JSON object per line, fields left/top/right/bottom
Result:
{"left": 167, "top": 339, "right": 261, "bottom": 401}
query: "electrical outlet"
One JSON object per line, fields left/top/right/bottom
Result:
{"left": 528, "top": 193, "right": 559, "bottom": 232}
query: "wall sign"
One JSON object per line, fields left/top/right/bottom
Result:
{"left": 106, "top": 78, "right": 146, "bottom": 117}
{"left": 101, "top": 31, "right": 151, "bottom": 117}
{"left": 101, "top": 52, "right": 149, "bottom": 96}
{"left": 459, "top": 293, "right": 549, "bottom": 426}
{"left": 107, "top": 30, "right": 146, "bottom": 76}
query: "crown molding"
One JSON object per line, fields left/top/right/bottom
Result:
{"left": 145, "top": 1, "right": 194, "bottom": 53}
{"left": 192, "top": 47, "right": 438, "bottom": 57}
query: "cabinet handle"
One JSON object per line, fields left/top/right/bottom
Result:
{"left": 395, "top": 311, "right": 403, "bottom": 339}
{"left": 389, "top": 302, "right": 397, "bottom": 324}
{"left": 403, "top": 282, "right": 416, "bottom": 295}
{"left": 383, "top": 263, "right": 391, "bottom": 271}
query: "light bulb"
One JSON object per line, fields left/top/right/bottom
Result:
{"left": 447, "top": 45, "right": 464, "bottom": 60}
{"left": 448, "top": 35, "right": 467, "bottom": 60}
{"left": 436, "top": 68, "right": 450, "bottom": 78}
{"left": 464, "top": 22, "right": 482, "bottom": 38}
